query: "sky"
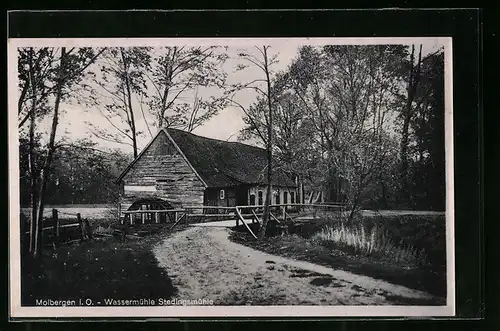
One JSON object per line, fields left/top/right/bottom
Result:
{"left": 45, "top": 44, "right": 300, "bottom": 152}
{"left": 17, "top": 37, "right": 447, "bottom": 155}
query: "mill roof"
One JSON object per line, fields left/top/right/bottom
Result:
{"left": 116, "top": 128, "right": 297, "bottom": 188}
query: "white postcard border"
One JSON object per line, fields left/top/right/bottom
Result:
{"left": 8, "top": 36, "right": 455, "bottom": 318}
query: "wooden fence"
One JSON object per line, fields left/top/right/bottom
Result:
{"left": 23, "top": 209, "right": 93, "bottom": 248}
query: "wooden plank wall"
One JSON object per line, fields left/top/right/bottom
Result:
{"left": 204, "top": 187, "right": 237, "bottom": 207}
{"left": 119, "top": 131, "right": 205, "bottom": 213}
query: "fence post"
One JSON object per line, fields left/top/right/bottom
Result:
{"left": 141, "top": 205, "right": 145, "bottom": 224}
{"left": 235, "top": 207, "right": 239, "bottom": 227}
{"left": 84, "top": 218, "right": 93, "bottom": 239}
{"left": 155, "top": 211, "right": 160, "bottom": 224}
{"left": 52, "top": 209, "right": 59, "bottom": 247}
{"left": 77, "top": 213, "right": 85, "bottom": 240}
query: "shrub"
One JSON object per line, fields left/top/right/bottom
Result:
{"left": 312, "top": 223, "right": 427, "bottom": 268}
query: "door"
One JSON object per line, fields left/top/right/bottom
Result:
{"left": 235, "top": 186, "right": 248, "bottom": 206}
{"left": 249, "top": 194, "right": 256, "bottom": 205}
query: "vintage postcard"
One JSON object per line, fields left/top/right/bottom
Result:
{"left": 8, "top": 37, "right": 455, "bottom": 318}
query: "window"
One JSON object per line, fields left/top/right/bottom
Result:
{"left": 258, "top": 191, "right": 263, "bottom": 205}
{"left": 249, "top": 194, "right": 256, "bottom": 205}
{"left": 283, "top": 191, "right": 288, "bottom": 204}
{"left": 219, "top": 189, "right": 225, "bottom": 200}
{"left": 275, "top": 190, "right": 281, "bottom": 205}
{"left": 291, "top": 191, "right": 295, "bottom": 204}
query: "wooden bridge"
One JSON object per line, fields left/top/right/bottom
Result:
{"left": 120, "top": 203, "right": 345, "bottom": 240}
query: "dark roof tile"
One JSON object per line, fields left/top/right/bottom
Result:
{"left": 166, "top": 128, "right": 296, "bottom": 188}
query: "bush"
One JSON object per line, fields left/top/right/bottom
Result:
{"left": 312, "top": 223, "right": 428, "bottom": 268}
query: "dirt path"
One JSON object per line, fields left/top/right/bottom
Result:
{"left": 153, "top": 227, "right": 437, "bottom": 305}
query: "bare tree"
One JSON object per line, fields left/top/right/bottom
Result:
{"left": 87, "top": 46, "right": 228, "bottom": 155}
{"left": 239, "top": 74, "right": 319, "bottom": 205}
{"left": 146, "top": 46, "right": 228, "bottom": 130}
{"left": 288, "top": 45, "right": 405, "bottom": 221}
{"left": 87, "top": 47, "right": 151, "bottom": 158}
{"left": 19, "top": 46, "right": 104, "bottom": 258}
{"left": 229, "top": 46, "right": 279, "bottom": 239}
{"left": 400, "top": 44, "right": 423, "bottom": 203}
{"left": 19, "top": 48, "right": 51, "bottom": 252}
{"left": 18, "top": 48, "right": 55, "bottom": 129}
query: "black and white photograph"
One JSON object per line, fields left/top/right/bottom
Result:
{"left": 8, "top": 37, "right": 454, "bottom": 318}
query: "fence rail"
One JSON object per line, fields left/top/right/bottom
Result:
{"left": 119, "top": 202, "right": 346, "bottom": 239}
{"left": 120, "top": 208, "right": 188, "bottom": 226}
{"left": 23, "top": 209, "right": 93, "bottom": 248}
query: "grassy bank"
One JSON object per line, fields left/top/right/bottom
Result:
{"left": 229, "top": 214, "right": 446, "bottom": 300}
{"left": 21, "top": 223, "right": 186, "bottom": 306}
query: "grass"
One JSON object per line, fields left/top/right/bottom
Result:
{"left": 229, "top": 213, "right": 447, "bottom": 300}
{"left": 312, "top": 223, "right": 428, "bottom": 269}
{"left": 21, "top": 222, "right": 186, "bottom": 306}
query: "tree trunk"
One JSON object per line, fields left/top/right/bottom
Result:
{"left": 33, "top": 47, "right": 66, "bottom": 258}
{"left": 400, "top": 45, "right": 414, "bottom": 199}
{"left": 121, "top": 49, "right": 138, "bottom": 158}
{"left": 346, "top": 177, "right": 365, "bottom": 224}
{"left": 158, "top": 47, "right": 177, "bottom": 128}
{"left": 400, "top": 112, "right": 411, "bottom": 191}
{"left": 27, "top": 48, "right": 38, "bottom": 253}
{"left": 28, "top": 115, "right": 38, "bottom": 253}
{"left": 346, "top": 193, "right": 362, "bottom": 224}
{"left": 400, "top": 44, "right": 422, "bottom": 204}
{"left": 18, "top": 79, "right": 30, "bottom": 116}
{"left": 347, "top": 207, "right": 357, "bottom": 223}
{"left": 258, "top": 46, "right": 273, "bottom": 240}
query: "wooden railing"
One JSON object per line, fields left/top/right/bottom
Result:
{"left": 121, "top": 208, "right": 186, "bottom": 226}
{"left": 119, "top": 203, "right": 345, "bottom": 240}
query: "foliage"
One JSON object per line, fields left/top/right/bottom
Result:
{"left": 18, "top": 46, "right": 105, "bottom": 258}
{"left": 83, "top": 46, "right": 230, "bottom": 156}
{"left": 363, "top": 214, "right": 446, "bottom": 270}
{"left": 85, "top": 47, "right": 152, "bottom": 157}
{"left": 238, "top": 78, "right": 321, "bottom": 184}
{"left": 406, "top": 52, "right": 445, "bottom": 210}
{"left": 19, "top": 134, "right": 131, "bottom": 206}
{"left": 240, "top": 44, "right": 446, "bottom": 212}
{"left": 147, "top": 46, "right": 229, "bottom": 130}
{"left": 18, "top": 48, "right": 56, "bottom": 127}
{"left": 228, "top": 46, "right": 280, "bottom": 240}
